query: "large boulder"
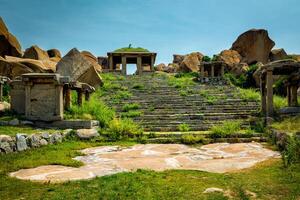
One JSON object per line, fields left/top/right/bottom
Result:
{"left": 0, "top": 56, "right": 33, "bottom": 78}
{"left": 81, "top": 51, "right": 102, "bottom": 72}
{"left": 269, "top": 48, "right": 288, "bottom": 62}
{"left": 154, "top": 63, "right": 166, "bottom": 71}
{"left": 179, "top": 52, "right": 204, "bottom": 72}
{"left": 23, "top": 45, "right": 49, "bottom": 60}
{"left": 173, "top": 54, "right": 185, "bottom": 64}
{"left": 216, "top": 50, "right": 241, "bottom": 67}
{"left": 231, "top": 29, "right": 275, "bottom": 64}
{"left": 4, "top": 56, "right": 56, "bottom": 73}
{"left": 0, "top": 17, "right": 22, "bottom": 57}
{"left": 47, "top": 49, "right": 61, "bottom": 58}
{"left": 56, "top": 48, "right": 103, "bottom": 87}
{"left": 97, "top": 56, "right": 108, "bottom": 69}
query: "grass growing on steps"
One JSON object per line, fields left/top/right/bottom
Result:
{"left": 271, "top": 116, "right": 300, "bottom": 134}
{"left": 1, "top": 144, "right": 300, "bottom": 200}
{"left": 210, "top": 121, "right": 242, "bottom": 138}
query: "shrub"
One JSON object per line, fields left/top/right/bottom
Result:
{"left": 178, "top": 123, "right": 190, "bottom": 132}
{"left": 132, "top": 84, "right": 144, "bottom": 90}
{"left": 122, "top": 103, "right": 140, "bottom": 112}
{"left": 202, "top": 56, "right": 211, "bottom": 62}
{"left": 181, "top": 134, "right": 205, "bottom": 144}
{"left": 282, "top": 134, "right": 300, "bottom": 167}
{"left": 274, "top": 95, "right": 287, "bottom": 110}
{"left": 105, "top": 118, "right": 143, "bottom": 140}
{"left": 210, "top": 121, "right": 241, "bottom": 138}
{"left": 236, "top": 88, "right": 260, "bottom": 101}
{"left": 65, "top": 92, "right": 115, "bottom": 128}
{"left": 271, "top": 116, "right": 300, "bottom": 133}
{"left": 207, "top": 96, "right": 218, "bottom": 105}
{"left": 180, "top": 90, "right": 188, "bottom": 96}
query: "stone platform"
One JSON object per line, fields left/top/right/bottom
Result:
{"left": 10, "top": 142, "right": 280, "bottom": 183}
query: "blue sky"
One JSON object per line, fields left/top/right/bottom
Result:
{"left": 1, "top": 0, "right": 300, "bottom": 65}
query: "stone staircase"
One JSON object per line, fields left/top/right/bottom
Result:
{"left": 103, "top": 74, "right": 260, "bottom": 132}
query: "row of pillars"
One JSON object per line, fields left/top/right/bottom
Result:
{"left": 261, "top": 69, "right": 299, "bottom": 118}
{"left": 109, "top": 55, "right": 155, "bottom": 75}
{"left": 200, "top": 65, "right": 225, "bottom": 77}
{"left": 63, "top": 88, "right": 91, "bottom": 110}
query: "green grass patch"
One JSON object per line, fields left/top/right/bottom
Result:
{"left": 271, "top": 116, "right": 300, "bottom": 134}
{"left": 0, "top": 126, "right": 57, "bottom": 137}
{"left": 210, "top": 121, "right": 242, "bottom": 138}
{"left": 181, "top": 134, "right": 205, "bottom": 144}
{"left": 237, "top": 88, "right": 260, "bottom": 101}
{"left": 132, "top": 84, "right": 144, "bottom": 90}
{"left": 65, "top": 90, "right": 115, "bottom": 128}
{"left": 114, "top": 46, "right": 149, "bottom": 53}
{"left": 102, "top": 118, "right": 143, "bottom": 140}
{"left": 122, "top": 103, "right": 140, "bottom": 112}
{"left": 178, "top": 123, "right": 190, "bottom": 132}
{"left": 121, "top": 111, "right": 143, "bottom": 118}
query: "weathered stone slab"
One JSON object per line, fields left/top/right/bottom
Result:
{"left": 10, "top": 143, "right": 280, "bottom": 183}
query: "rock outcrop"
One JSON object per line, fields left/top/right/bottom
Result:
{"left": 47, "top": 49, "right": 61, "bottom": 58}
{"left": 23, "top": 45, "right": 49, "bottom": 60}
{"left": 217, "top": 50, "right": 241, "bottom": 67}
{"left": 173, "top": 54, "right": 185, "bottom": 64}
{"left": 231, "top": 29, "right": 275, "bottom": 64}
{"left": 269, "top": 48, "right": 288, "bottom": 62}
{"left": 0, "top": 17, "right": 22, "bottom": 57}
{"left": 81, "top": 51, "right": 102, "bottom": 72}
{"left": 97, "top": 56, "right": 108, "bottom": 69}
{"left": 179, "top": 52, "right": 204, "bottom": 72}
{"left": 56, "top": 48, "right": 103, "bottom": 87}
{"left": 155, "top": 63, "right": 178, "bottom": 73}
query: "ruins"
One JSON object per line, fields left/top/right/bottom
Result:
{"left": 199, "top": 61, "right": 226, "bottom": 82}
{"left": 107, "top": 51, "right": 157, "bottom": 75}
{"left": 259, "top": 60, "right": 300, "bottom": 119}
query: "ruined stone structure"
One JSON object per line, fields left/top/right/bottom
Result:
{"left": 199, "top": 61, "right": 226, "bottom": 82}
{"left": 107, "top": 52, "right": 156, "bottom": 75}
{"left": 10, "top": 73, "right": 69, "bottom": 121}
{"left": 0, "top": 76, "right": 9, "bottom": 101}
{"left": 259, "top": 60, "right": 300, "bottom": 119}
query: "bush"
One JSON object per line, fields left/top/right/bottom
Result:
{"left": 105, "top": 118, "right": 143, "bottom": 140}
{"left": 274, "top": 95, "right": 287, "bottom": 110}
{"left": 181, "top": 134, "right": 205, "bottom": 144}
{"left": 202, "top": 56, "right": 211, "bottom": 62}
{"left": 178, "top": 123, "right": 190, "bottom": 132}
{"left": 282, "top": 134, "right": 300, "bottom": 167}
{"left": 132, "top": 84, "right": 144, "bottom": 90}
{"left": 65, "top": 92, "right": 115, "bottom": 128}
{"left": 210, "top": 121, "right": 241, "bottom": 138}
{"left": 238, "top": 88, "right": 260, "bottom": 101}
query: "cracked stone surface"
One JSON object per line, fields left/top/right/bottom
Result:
{"left": 10, "top": 142, "right": 280, "bottom": 183}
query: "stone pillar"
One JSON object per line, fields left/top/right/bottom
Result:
{"left": 122, "top": 56, "right": 127, "bottom": 75}
{"left": 211, "top": 65, "right": 214, "bottom": 77}
{"left": 287, "top": 84, "right": 291, "bottom": 106}
{"left": 0, "top": 82, "right": 3, "bottom": 101}
{"left": 290, "top": 85, "right": 298, "bottom": 107}
{"left": 109, "top": 55, "right": 113, "bottom": 71}
{"left": 200, "top": 64, "right": 204, "bottom": 78}
{"left": 64, "top": 88, "right": 71, "bottom": 110}
{"left": 150, "top": 55, "right": 155, "bottom": 72}
{"left": 260, "top": 80, "right": 266, "bottom": 114}
{"left": 137, "top": 56, "right": 142, "bottom": 75}
{"left": 77, "top": 90, "right": 83, "bottom": 106}
{"left": 221, "top": 65, "right": 225, "bottom": 77}
{"left": 85, "top": 91, "right": 90, "bottom": 101}
{"left": 266, "top": 70, "right": 273, "bottom": 117}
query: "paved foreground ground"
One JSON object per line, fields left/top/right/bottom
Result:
{"left": 10, "top": 142, "right": 280, "bottom": 183}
